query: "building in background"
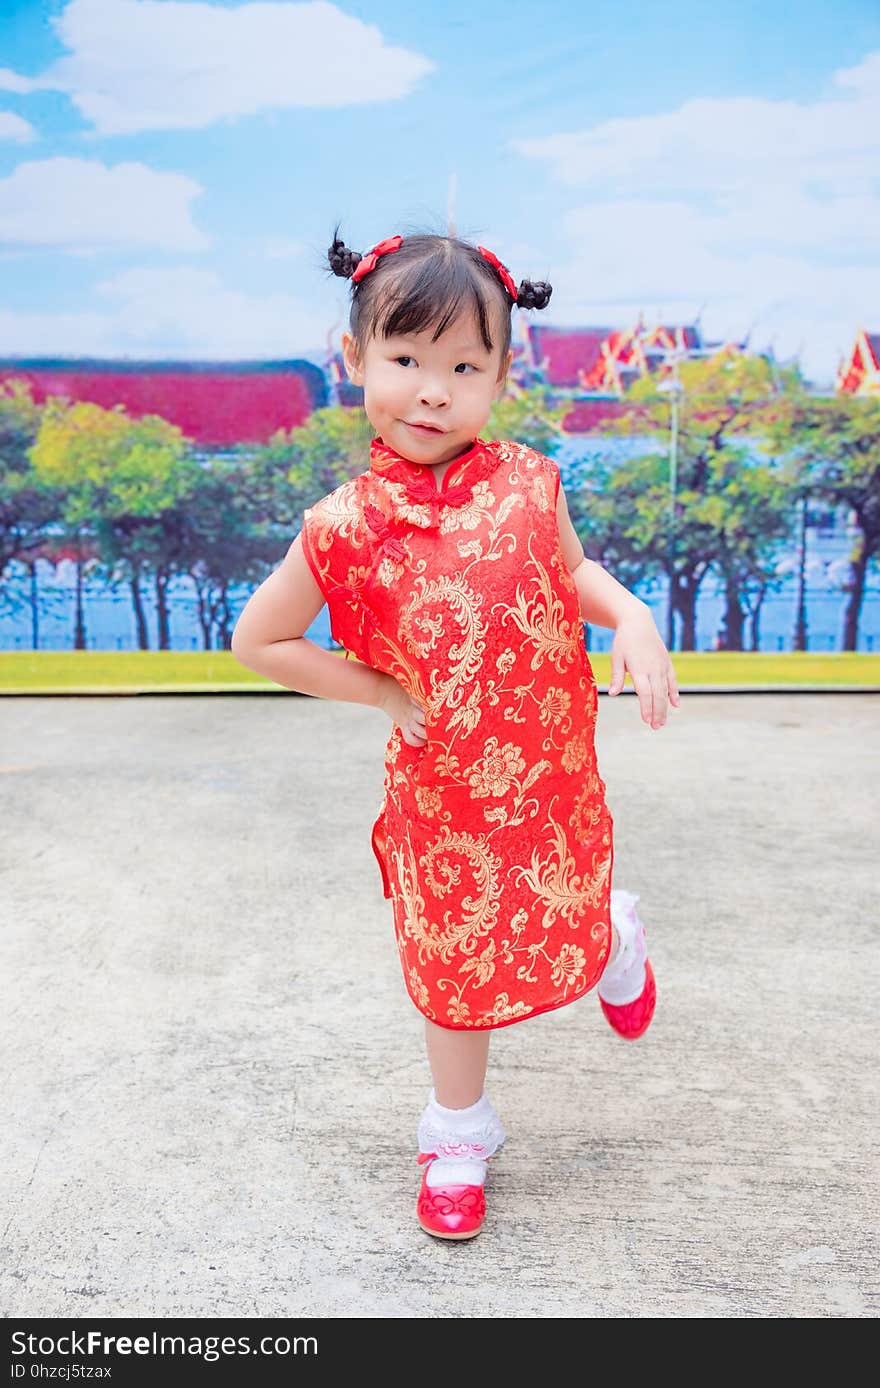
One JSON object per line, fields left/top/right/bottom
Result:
{"left": 519, "top": 317, "right": 762, "bottom": 430}
{"left": 836, "top": 331, "right": 880, "bottom": 395}
{"left": 1, "top": 314, "right": 828, "bottom": 452}
{"left": 0, "top": 357, "right": 328, "bottom": 449}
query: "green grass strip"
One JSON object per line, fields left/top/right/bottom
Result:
{"left": 0, "top": 649, "right": 878, "bottom": 693}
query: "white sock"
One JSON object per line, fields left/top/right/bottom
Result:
{"left": 598, "top": 889, "right": 648, "bottom": 1006}
{"left": 417, "top": 1089, "right": 506, "bottom": 1188}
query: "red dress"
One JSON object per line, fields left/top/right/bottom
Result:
{"left": 300, "top": 434, "right": 614, "bottom": 1031}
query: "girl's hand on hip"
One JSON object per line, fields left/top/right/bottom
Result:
{"left": 377, "top": 675, "right": 427, "bottom": 746}
{"left": 608, "top": 606, "right": 681, "bottom": 729}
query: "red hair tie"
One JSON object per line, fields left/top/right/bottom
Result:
{"left": 477, "top": 245, "right": 518, "bottom": 303}
{"left": 351, "top": 234, "right": 403, "bottom": 284}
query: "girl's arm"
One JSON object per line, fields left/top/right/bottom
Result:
{"left": 556, "top": 478, "right": 679, "bottom": 725}
{"left": 555, "top": 482, "right": 647, "bottom": 630}
{"left": 231, "top": 535, "right": 391, "bottom": 708}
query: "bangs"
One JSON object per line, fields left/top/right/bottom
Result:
{"left": 370, "top": 257, "right": 500, "bottom": 356}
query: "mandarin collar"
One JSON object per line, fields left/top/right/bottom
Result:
{"left": 368, "top": 434, "right": 495, "bottom": 501}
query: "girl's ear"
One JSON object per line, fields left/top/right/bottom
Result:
{"left": 341, "top": 331, "right": 364, "bottom": 386}
{"left": 495, "top": 347, "right": 513, "bottom": 396}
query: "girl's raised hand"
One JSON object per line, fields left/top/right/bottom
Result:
{"left": 377, "top": 674, "right": 427, "bottom": 746}
{"left": 608, "top": 607, "right": 681, "bottom": 729}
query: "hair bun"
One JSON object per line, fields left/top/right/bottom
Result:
{"left": 516, "top": 279, "right": 552, "bottom": 311}
{"left": 327, "top": 226, "right": 361, "bottom": 280}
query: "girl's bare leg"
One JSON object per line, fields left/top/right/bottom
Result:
{"left": 423, "top": 925, "right": 618, "bottom": 1109}
{"left": 424, "top": 924, "right": 618, "bottom": 1107}
{"left": 424, "top": 1020, "right": 491, "bottom": 1108}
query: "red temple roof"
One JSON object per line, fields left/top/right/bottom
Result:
{"left": 836, "top": 331, "right": 880, "bottom": 395}
{"left": 523, "top": 326, "right": 615, "bottom": 388}
{"left": 522, "top": 321, "right": 705, "bottom": 397}
{"left": 0, "top": 357, "right": 328, "bottom": 447}
{"left": 560, "top": 398, "right": 628, "bottom": 432}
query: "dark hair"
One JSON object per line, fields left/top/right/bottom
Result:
{"left": 325, "top": 222, "right": 552, "bottom": 367}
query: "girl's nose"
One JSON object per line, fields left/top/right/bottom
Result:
{"left": 419, "top": 378, "right": 451, "bottom": 407}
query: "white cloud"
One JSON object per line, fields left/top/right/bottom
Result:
{"left": 512, "top": 50, "right": 880, "bottom": 200}
{"left": 0, "top": 157, "right": 209, "bottom": 253}
{"left": 262, "top": 236, "right": 307, "bottom": 261}
{"left": 0, "top": 111, "right": 37, "bottom": 142}
{"left": 460, "top": 231, "right": 552, "bottom": 282}
{"left": 0, "top": 70, "right": 36, "bottom": 95}
{"left": 0, "top": 0, "right": 434, "bottom": 136}
{"left": 0, "top": 264, "right": 328, "bottom": 357}
{"left": 513, "top": 51, "right": 880, "bottom": 385}
{"left": 545, "top": 198, "right": 878, "bottom": 386}
{"left": 0, "top": 306, "right": 114, "bottom": 355}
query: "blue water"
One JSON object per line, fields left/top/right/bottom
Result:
{"left": 2, "top": 436, "right": 877, "bottom": 654}
{"left": 1, "top": 561, "right": 872, "bottom": 654}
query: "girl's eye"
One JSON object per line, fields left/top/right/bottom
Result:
{"left": 388, "top": 358, "right": 471, "bottom": 374}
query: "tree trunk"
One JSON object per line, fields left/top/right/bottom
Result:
{"left": 674, "top": 572, "right": 699, "bottom": 651}
{"left": 793, "top": 493, "right": 808, "bottom": 651}
{"left": 721, "top": 575, "right": 745, "bottom": 651}
{"left": 842, "top": 531, "right": 873, "bottom": 652}
{"left": 74, "top": 551, "right": 86, "bottom": 650}
{"left": 748, "top": 588, "right": 766, "bottom": 653}
{"left": 28, "top": 561, "right": 39, "bottom": 649}
{"left": 156, "top": 571, "right": 170, "bottom": 650}
{"left": 194, "top": 584, "right": 212, "bottom": 650}
{"left": 665, "top": 570, "right": 675, "bottom": 649}
{"left": 130, "top": 573, "right": 149, "bottom": 649}
{"left": 216, "top": 587, "right": 233, "bottom": 650}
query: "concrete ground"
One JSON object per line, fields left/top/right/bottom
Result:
{"left": 1, "top": 691, "right": 877, "bottom": 1319}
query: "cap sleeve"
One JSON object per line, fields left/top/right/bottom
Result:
{"left": 513, "top": 441, "right": 561, "bottom": 510}
{"left": 298, "top": 484, "right": 373, "bottom": 664}
{"left": 546, "top": 452, "right": 562, "bottom": 505}
{"left": 300, "top": 496, "right": 333, "bottom": 605}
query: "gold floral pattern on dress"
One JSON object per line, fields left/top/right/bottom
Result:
{"left": 300, "top": 436, "right": 614, "bottom": 1031}
{"left": 437, "top": 481, "right": 498, "bottom": 534}
{"left": 538, "top": 686, "right": 571, "bottom": 726}
{"left": 466, "top": 738, "right": 526, "bottom": 797}
{"left": 414, "top": 783, "right": 446, "bottom": 821}
{"left": 408, "top": 967, "right": 431, "bottom": 1012}
{"left": 569, "top": 768, "right": 609, "bottom": 845}
{"left": 304, "top": 483, "right": 365, "bottom": 553}
{"left": 374, "top": 551, "right": 409, "bottom": 586}
{"left": 458, "top": 938, "right": 498, "bottom": 987}
{"left": 496, "top": 531, "right": 582, "bottom": 675}
{"left": 550, "top": 942, "right": 588, "bottom": 990}
{"left": 511, "top": 797, "right": 613, "bottom": 933}
{"left": 561, "top": 727, "right": 591, "bottom": 773}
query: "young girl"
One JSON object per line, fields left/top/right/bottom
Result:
{"left": 231, "top": 226, "right": 680, "bottom": 1242}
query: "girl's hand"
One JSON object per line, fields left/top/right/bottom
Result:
{"left": 608, "top": 605, "right": 681, "bottom": 729}
{"left": 377, "top": 675, "right": 427, "bottom": 747}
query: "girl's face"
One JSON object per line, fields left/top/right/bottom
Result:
{"left": 341, "top": 308, "right": 513, "bottom": 468}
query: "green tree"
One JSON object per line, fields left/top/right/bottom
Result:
{"left": 577, "top": 352, "right": 794, "bottom": 650}
{"left": 487, "top": 386, "right": 568, "bottom": 455}
{"left": 30, "top": 398, "right": 191, "bottom": 649}
{"left": 260, "top": 405, "right": 374, "bottom": 512}
{"left": 175, "top": 448, "right": 293, "bottom": 650}
{"left": 0, "top": 379, "right": 58, "bottom": 647}
{"left": 256, "top": 389, "right": 568, "bottom": 522}
{"left": 756, "top": 388, "right": 880, "bottom": 651}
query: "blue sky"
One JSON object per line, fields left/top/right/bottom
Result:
{"left": 1, "top": 0, "right": 879, "bottom": 384}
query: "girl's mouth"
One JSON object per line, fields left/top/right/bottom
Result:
{"left": 405, "top": 422, "right": 445, "bottom": 436}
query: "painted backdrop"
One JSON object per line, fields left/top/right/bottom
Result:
{"left": 1, "top": 0, "right": 879, "bottom": 654}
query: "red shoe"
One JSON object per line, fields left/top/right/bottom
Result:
{"left": 598, "top": 959, "right": 657, "bottom": 1040}
{"left": 416, "top": 1152, "right": 490, "bottom": 1240}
